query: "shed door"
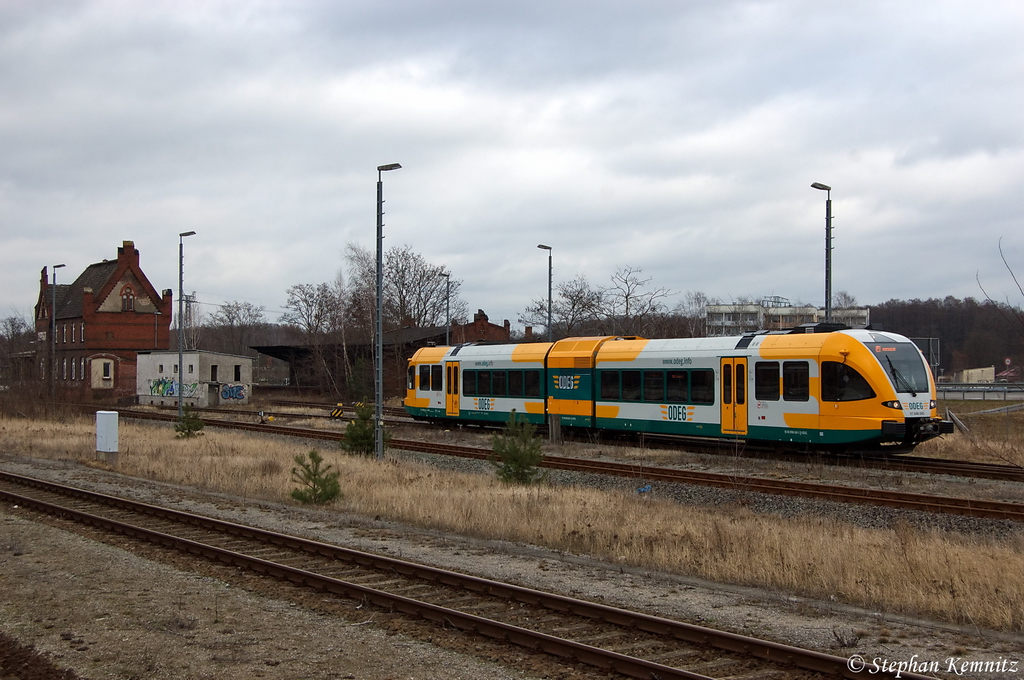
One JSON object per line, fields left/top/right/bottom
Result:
{"left": 720, "top": 357, "right": 748, "bottom": 436}
{"left": 445, "top": 361, "right": 460, "bottom": 416}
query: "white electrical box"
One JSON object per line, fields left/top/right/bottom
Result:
{"left": 96, "top": 411, "right": 119, "bottom": 454}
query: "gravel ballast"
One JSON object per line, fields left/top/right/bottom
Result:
{"left": 2, "top": 445, "right": 1023, "bottom": 679}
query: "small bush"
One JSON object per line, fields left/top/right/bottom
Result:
{"left": 490, "top": 410, "right": 548, "bottom": 485}
{"left": 290, "top": 450, "right": 342, "bottom": 504}
{"left": 340, "top": 401, "right": 388, "bottom": 456}
{"left": 174, "top": 405, "right": 204, "bottom": 439}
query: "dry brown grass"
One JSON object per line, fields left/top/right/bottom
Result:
{"left": 1, "top": 412, "right": 1023, "bottom": 632}
{"left": 919, "top": 401, "right": 1024, "bottom": 466}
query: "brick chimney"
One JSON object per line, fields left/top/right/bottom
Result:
{"left": 118, "top": 240, "right": 140, "bottom": 267}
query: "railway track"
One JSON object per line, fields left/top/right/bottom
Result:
{"left": 135, "top": 402, "right": 411, "bottom": 422}
{"left": 869, "top": 455, "right": 1024, "bottom": 482}
{"left": 0, "top": 471, "right": 928, "bottom": 680}
{"left": 137, "top": 402, "right": 1024, "bottom": 483}
{"left": 114, "top": 408, "right": 1024, "bottom": 522}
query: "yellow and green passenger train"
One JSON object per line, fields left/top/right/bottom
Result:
{"left": 404, "top": 325, "right": 954, "bottom": 452}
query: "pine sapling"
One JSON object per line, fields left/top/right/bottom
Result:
{"left": 340, "top": 400, "right": 388, "bottom": 455}
{"left": 490, "top": 410, "right": 548, "bottom": 485}
{"left": 290, "top": 450, "right": 342, "bottom": 504}
{"left": 174, "top": 404, "right": 205, "bottom": 439}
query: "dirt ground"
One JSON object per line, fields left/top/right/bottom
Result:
{"left": 2, "top": 454, "right": 1023, "bottom": 679}
{"left": 1, "top": 512, "right": 546, "bottom": 680}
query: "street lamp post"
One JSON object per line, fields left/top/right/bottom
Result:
{"left": 178, "top": 231, "right": 196, "bottom": 421}
{"left": 50, "top": 263, "right": 65, "bottom": 401}
{"left": 440, "top": 271, "right": 451, "bottom": 346}
{"left": 537, "top": 245, "right": 552, "bottom": 341}
{"left": 811, "top": 183, "right": 832, "bottom": 323}
{"left": 376, "top": 163, "right": 402, "bottom": 461}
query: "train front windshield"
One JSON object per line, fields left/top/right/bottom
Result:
{"left": 865, "top": 337, "right": 931, "bottom": 396}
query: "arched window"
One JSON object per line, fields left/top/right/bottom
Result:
{"left": 120, "top": 285, "right": 135, "bottom": 311}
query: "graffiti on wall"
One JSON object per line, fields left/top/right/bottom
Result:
{"left": 221, "top": 384, "right": 246, "bottom": 400}
{"left": 148, "top": 378, "right": 199, "bottom": 398}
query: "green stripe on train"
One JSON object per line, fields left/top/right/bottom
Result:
{"left": 410, "top": 407, "right": 891, "bottom": 445}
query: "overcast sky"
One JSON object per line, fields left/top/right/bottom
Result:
{"left": 3, "top": 1, "right": 1023, "bottom": 331}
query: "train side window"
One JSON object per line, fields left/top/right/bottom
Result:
{"left": 821, "top": 361, "right": 875, "bottom": 401}
{"left": 478, "top": 370, "right": 492, "bottom": 396}
{"left": 755, "top": 362, "right": 780, "bottom": 401}
{"left": 783, "top": 361, "right": 810, "bottom": 401}
{"left": 524, "top": 370, "right": 541, "bottom": 397}
{"left": 407, "top": 366, "right": 415, "bottom": 390}
{"left": 667, "top": 371, "right": 688, "bottom": 402}
{"left": 690, "top": 369, "right": 715, "bottom": 404}
{"left": 600, "top": 371, "right": 620, "bottom": 400}
{"left": 508, "top": 371, "right": 523, "bottom": 397}
{"left": 643, "top": 371, "right": 664, "bottom": 401}
{"left": 451, "top": 366, "right": 459, "bottom": 395}
{"left": 419, "top": 365, "right": 431, "bottom": 391}
{"left": 431, "top": 365, "right": 443, "bottom": 392}
{"left": 463, "top": 370, "right": 477, "bottom": 396}
{"left": 736, "top": 363, "right": 746, "bottom": 404}
{"left": 492, "top": 370, "right": 507, "bottom": 397}
{"left": 722, "top": 364, "right": 732, "bottom": 404}
{"left": 621, "top": 370, "right": 642, "bottom": 401}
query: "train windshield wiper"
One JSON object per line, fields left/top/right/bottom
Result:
{"left": 885, "top": 356, "right": 917, "bottom": 397}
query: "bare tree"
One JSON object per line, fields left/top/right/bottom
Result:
{"left": 832, "top": 291, "right": 859, "bottom": 309}
{"left": 281, "top": 283, "right": 338, "bottom": 338}
{"left": 0, "top": 314, "right": 31, "bottom": 346}
{"left": 520, "top": 274, "right": 603, "bottom": 340}
{"left": 331, "top": 270, "right": 354, "bottom": 393}
{"left": 600, "top": 266, "right": 675, "bottom": 337}
{"left": 344, "top": 242, "right": 467, "bottom": 335}
{"left": 0, "top": 312, "right": 33, "bottom": 386}
{"left": 977, "top": 238, "right": 1024, "bottom": 345}
{"left": 281, "top": 283, "right": 343, "bottom": 393}
{"left": 206, "top": 301, "right": 267, "bottom": 356}
{"left": 670, "top": 290, "right": 718, "bottom": 338}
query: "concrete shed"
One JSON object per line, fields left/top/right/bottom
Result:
{"left": 137, "top": 350, "right": 254, "bottom": 408}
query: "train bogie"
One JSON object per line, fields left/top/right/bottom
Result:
{"left": 404, "top": 326, "right": 953, "bottom": 452}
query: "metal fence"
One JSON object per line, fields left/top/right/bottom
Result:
{"left": 937, "top": 383, "right": 1024, "bottom": 400}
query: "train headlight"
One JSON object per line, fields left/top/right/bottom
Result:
{"left": 929, "top": 400, "right": 936, "bottom": 409}
{"left": 882, "top": 400, "right": 903, "bottom": 410}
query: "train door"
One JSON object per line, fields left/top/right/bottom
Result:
{"left": 720, "top": 357, "right": 748, "bottom": 435}
{"left": 445, "top": 361, "right": 460, "bottom": 416}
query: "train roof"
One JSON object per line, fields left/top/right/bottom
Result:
{"left": 408, "top": 326, "right": 915, "bottom": 363}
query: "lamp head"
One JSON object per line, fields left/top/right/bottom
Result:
{"left": 811, "top": 182, "right": 831, "bottom": 192}
{"left": 537, "top": 244, "right": 551, "bottom": 250}
{"left": 179, "top": 230, "right": 196, "bottom": 238}
{"left": 377, "top": 163, "right": 402, "bottom": 172}
{"left": 53, "top": 263, "right": 66, "bottom": 270}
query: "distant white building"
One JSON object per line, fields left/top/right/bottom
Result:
{"left": 831, "top": 307, "right": 871, "bottom": 329}
{"left": 136, "top": 350, "right": 254, "bottom": 408}
{"left": 706, "top": 299, "right": 869, "bottom": 336}
{"left": 953, "top": 366, "right": 995, "bottom": 383}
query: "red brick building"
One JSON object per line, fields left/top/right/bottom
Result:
{"left": 449, "top": 309, "right": 511, "bottom": 344}
{"left": 35, "top": 241, "right": 173, "bottom": 400}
